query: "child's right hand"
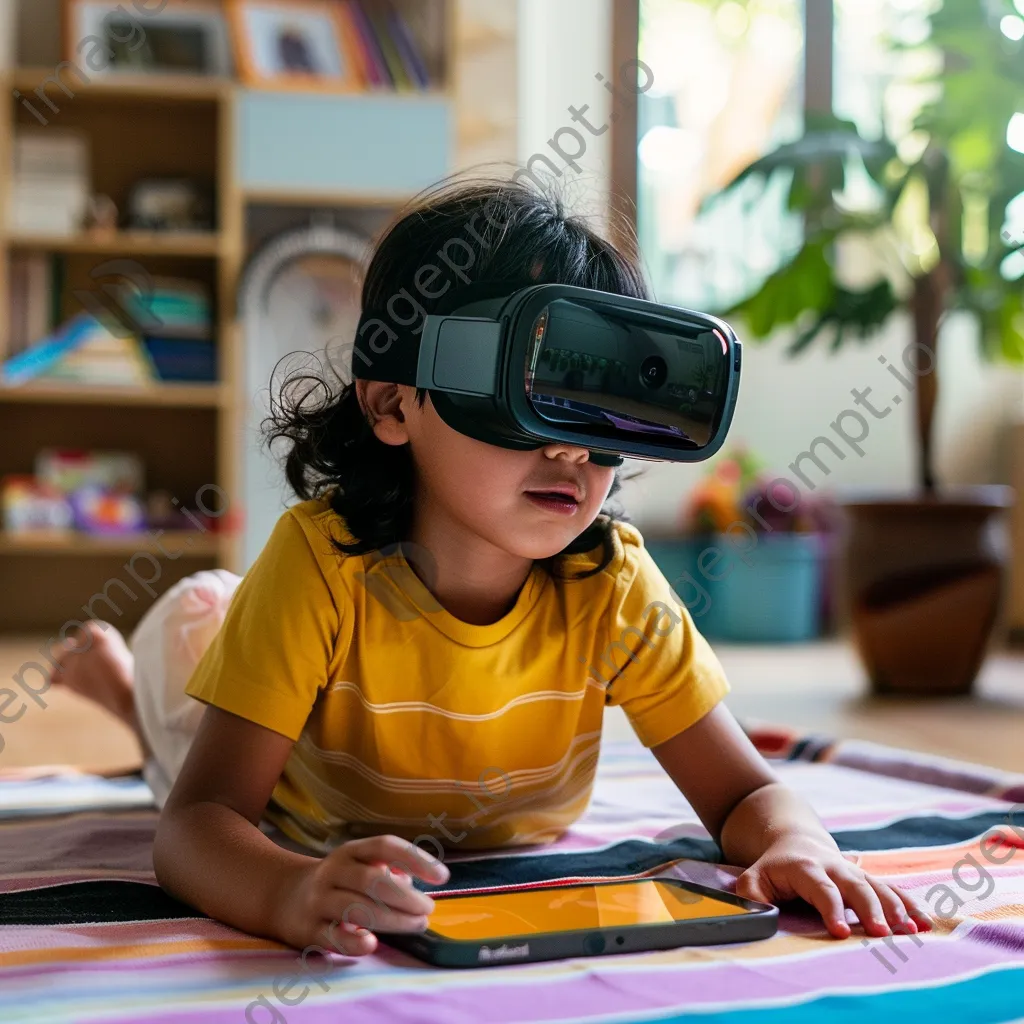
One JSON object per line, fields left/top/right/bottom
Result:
{"left": 276, "top": 834, "right": 451, "bottom": 955}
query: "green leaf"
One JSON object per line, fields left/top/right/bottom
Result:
{"left": 702, "top": 123, "right": 896, "bottom": 213}
{"left": 726, "top": 241, "right": 836, "bottom": 338}
{"left": 998, "top": 292, "right": 1024, "bottom": 364}
{"left": 787, "top": 316, "right": 828, "bottom": 355}
{"left": 948, "top": 125, "right": 996, "bottom": 177}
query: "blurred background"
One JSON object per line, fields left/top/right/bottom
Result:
{"left": 0, "top": 0, "right": 1021, "bottom": 771}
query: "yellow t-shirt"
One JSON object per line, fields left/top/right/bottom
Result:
{"left": 185, "top": 498, "right": 730, "bottom": 854}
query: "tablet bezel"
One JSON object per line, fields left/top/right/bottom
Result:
{"left": 380, "top": 876, "right": 779, "bottom": 968}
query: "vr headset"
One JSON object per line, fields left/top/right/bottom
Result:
{"left": 352, "top": 282, "right": 742, "bottom": 468}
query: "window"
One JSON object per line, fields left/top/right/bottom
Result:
{"left": 637, "top": 0, "right": 805, "bottom": 310}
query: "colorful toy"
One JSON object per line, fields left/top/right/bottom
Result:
{"left": 68, "top": 486, "right": 145, "bottom": 535}
{"left": 682, "top": 447, "right": 764, "bottom": 534}
{"left": 1, "top": 475, "right": 74, "bottom": 535}
{"left": 35, "top": 449, "right": 144, "bottom": 496}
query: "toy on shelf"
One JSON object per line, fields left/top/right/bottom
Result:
{"left": 68, "top": 486, "right": 145, "bottom": 535}
{"left": 36, "top": 449, "right": 144, "bottom": 497}
{"left": 84, "top": 194, "right": 119, "bottom": 237}
{"left": 145, "top": 490, "right": 217, "bottom": 532}
{"left": 23, "top": 450, "right": 147, "bottom": 537}
{"left": 0, "top": 476, "right": 74, "bottom": 536}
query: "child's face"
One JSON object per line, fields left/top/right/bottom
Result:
{"left": 360, "top": 383, "right": 617, "bottom": 560}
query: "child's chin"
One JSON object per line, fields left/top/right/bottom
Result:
{"left": 513, "top": 529, "right": 595, "bottom": 563}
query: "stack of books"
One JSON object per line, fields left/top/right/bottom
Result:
{"left": 1, "top": 279, "right": 217, "bottom": 388}
{"left": 6, "top": 253, "right": 63, "bottom": 357}
{"left": 132, "top": 279, "right": 217, "bottom": 383}
{"left": 8, "top": 131, "right": 90, "bottom": 236}
{"left": 0, "top": 315, "right": 156, "bottom": 387}
{"left": 341, "top": 1, "right": 432, "bottom": 91}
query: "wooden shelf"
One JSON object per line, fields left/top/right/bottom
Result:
{"left": 0, "top": 382, "right": 225, "bottom": 408}
{"left": 0, "top": 0, "right": 459, "bottom": 631}
{"left": 7, "top": 68, "right": 231, "bottom": 102}
{"left": 7, "top": 70, "right": 449, "bottom": 104}
{"left": 4, "top": 231, "right": 222, "bottom": 257}
{"left": 0, "top": 531, "right": 221, "bottom": 557}
{"left": 243, "top": 187, "right": 415, "bottom": 208}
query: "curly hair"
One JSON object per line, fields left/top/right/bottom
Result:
{"left": 263, "top": 174, "right": 650, "bottom": 579}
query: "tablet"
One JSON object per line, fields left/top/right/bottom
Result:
{"left": 380, "top": 877, "right": 778, "bottom": 968}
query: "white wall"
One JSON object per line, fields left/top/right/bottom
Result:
{"left": 515, "top": 3, "right": 1024, "bottom": 531}
{"left": 517, "top": 0, "right": 614, "bottom": 227}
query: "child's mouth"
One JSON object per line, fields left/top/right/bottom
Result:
{"left": 524, "top": 491, "right": 580, "bottom": 515}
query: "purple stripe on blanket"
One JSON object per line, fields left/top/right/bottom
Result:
{"left": 0, "top": 813, "right": 158, "bottom": 878}
{"left": 833, "top": 746, "right": 1024, "bottom": 801}
{"left": 0, "top": 872, "right": 156, "bottom": 894}
{"left": 88, "top": 929, "right": 1024, "bottom": 1024}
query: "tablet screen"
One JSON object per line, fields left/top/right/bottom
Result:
{"left": 427, "top": 880, "right": 751, "bottom": 941}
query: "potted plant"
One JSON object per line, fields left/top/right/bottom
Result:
{"left": 646, "top": 449, "right": 836, "bottom": 643}
{"left": 702, "top": 1, "right": 1023, "bottom": 694}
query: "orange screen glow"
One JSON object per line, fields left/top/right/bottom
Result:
{"left": 427, "top": 880, "right": 751, "bottom": 941}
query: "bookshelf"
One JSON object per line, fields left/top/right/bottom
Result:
{"left": 0, "top": 0, "right": 514, "bottom": 634}
{"left": 0, "top": 381, "right": 226, "bottom": 407}
{"left": 0, "top": 530, "right": 221, "bottom": 557}
{"left": 6, "top": 231, "right": 224, "bottom": 257}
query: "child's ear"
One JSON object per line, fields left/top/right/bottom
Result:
{"left": 357, "top": 380, "right": 411, "bottom": 446}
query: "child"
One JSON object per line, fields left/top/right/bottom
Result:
{"left": 53, "top": 178, "right": 931, "bottom": 957}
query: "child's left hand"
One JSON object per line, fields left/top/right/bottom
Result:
{"left": 733, "top": 834, "right": 935, "bottom": 939}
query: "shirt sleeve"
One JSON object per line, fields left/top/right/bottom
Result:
{"left": 603, "top": 534, "right": 731, "bottom": 749}
{"left": 184, "top": 509, "right": 343, "bottom": 741}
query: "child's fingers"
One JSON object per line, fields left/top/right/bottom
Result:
{"left": 324, "top": 919, "right": 379, "bottom": 957}
{"left": 734, "top": 868, "right": 773, "bottom": 906}
{"left": 344, "top": 835, "right": 451, "bottom": 884}
{"left": 826, "top": 869, "right": 891, "bottom": 936}
{"left": 788, "top": 866, "right": 850, "bottom": 938}
{"left": 341, "top": 861, "right": 437, "bottom": 918}
{"left": 864, "top": 878, "right": 919, "bottom": 934}
{"left": 888, "top": 883, "right": 934, "bottom": 931}
{"left": 322, "top": 888, "right": 430, "bottom": 935}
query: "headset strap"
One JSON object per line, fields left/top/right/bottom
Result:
{"left": 351, "top": 278, "right": 532, "bottom": 383}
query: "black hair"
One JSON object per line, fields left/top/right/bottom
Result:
{"left": 263, "top": 174, "right": 650, "bottom": 579}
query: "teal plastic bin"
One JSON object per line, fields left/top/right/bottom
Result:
{"left": 646, "top": 534, "right": 823, "bottom": 643}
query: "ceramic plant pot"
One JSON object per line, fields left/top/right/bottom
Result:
{"left": 841, "top": 487, "right": 1013, "bottom": 696}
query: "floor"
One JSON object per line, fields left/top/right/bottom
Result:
{"left": 1, "top": 636, "right": 1022, "bottom": 776}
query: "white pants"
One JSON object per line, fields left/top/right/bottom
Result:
{"left": 129, "top": 569, "right": 242, "bottom": 807}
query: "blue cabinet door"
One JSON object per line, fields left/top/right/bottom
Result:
{"left": 237, "top": 91, "right": 453, "bottom": 194}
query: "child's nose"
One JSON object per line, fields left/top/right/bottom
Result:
{"left": 541, "top": 444, "right": 592, "bottom": 464}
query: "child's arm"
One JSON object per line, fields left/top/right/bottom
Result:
{"left": 651, "top": 703, "right": 934, "bottom": 939}
{"left": 153, "top": 705, "right": 449, "bottom": 954}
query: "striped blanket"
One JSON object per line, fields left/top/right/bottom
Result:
{"left": 2, "top": 723, "right": 1024, "bottom": 1024}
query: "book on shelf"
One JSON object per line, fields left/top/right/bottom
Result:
{"left": 142, "top": 337, "right": 217, "bottom": 383}
{"left": 113, "top": 277, "right": 213, "bottom": 340}
{"left": 366, "top": 4, "right": 412, "bottom": 90}
{"left": 342, "top": 1, "right": 434, "bottom": 91}
{"left": 3, "top": 275, "right": 218, "bottom": 387}
{"left": 7, "top": 253, "right": 58, "bottom": 356}
{"left": 1, "top": 314, "right": 157, "bottom": 387}
{"left": 387, "top": 6, "right": 430, "bottom": 89}
{"left": 336, "top": 2, "right": 379, "bottom": 87}
{"left": 9, "top": 130, "right": 90, "bottom": 236}
{"left": 39, "top": 330, "right": 157, "bottom": 386}
{"left": 344, "top": 1, "right": 392, "bottom": 87}
{"left": 1, "top": 315, "right": 105, "bottom": 386}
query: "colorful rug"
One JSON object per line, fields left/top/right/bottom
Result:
{"left": 2, "top": 723, "right": 1024, "bottom": 1024}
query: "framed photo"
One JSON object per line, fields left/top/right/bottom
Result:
{"left": 227, "top": 1, "right": 362, "bottom": 91}
{"left": 64, "top": 1, "right": 233, "bottom": 76}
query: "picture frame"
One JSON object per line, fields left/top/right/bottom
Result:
{"left": 63, "top": 1, "right": 234, "bottom": 77}
{"left": 226, "top": 0, "right": 363, "bottom": 92}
